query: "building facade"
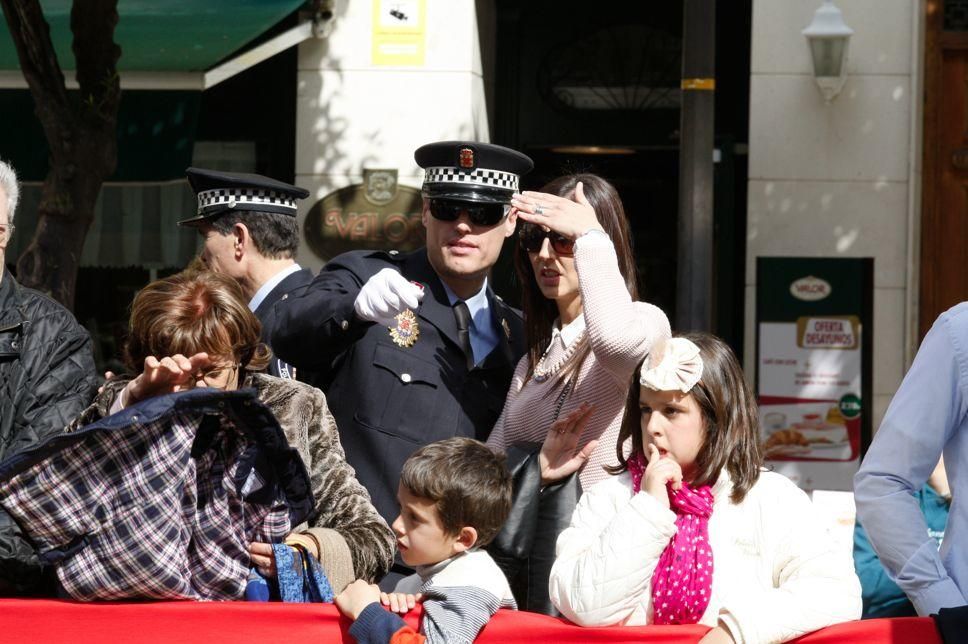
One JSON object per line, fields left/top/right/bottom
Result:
{"left": 3, "top": 0, "right": 961, "bottom": 445}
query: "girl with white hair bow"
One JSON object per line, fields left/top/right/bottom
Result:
{"left": 548, "top": 333, "right": 862, "bottom": 643}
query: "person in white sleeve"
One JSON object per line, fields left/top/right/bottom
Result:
{"left": 548, "top": 333, "right": 861, "bottom": 643}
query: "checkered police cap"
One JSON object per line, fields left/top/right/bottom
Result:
{"left": 415, "top": 141, "right": 534, "bottom": 204}
{"left": 179, "top": 167, "right": 310, "bottom": 226}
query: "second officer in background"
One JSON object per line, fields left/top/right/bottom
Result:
{"left": 180, "top": 167, "right": 313, "bottom": 380}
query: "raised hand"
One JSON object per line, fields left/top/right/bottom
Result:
{"left": 335, "top": 579, "right": 382, "bottom": 621}
{"left": 380, "top": 591, "right": 423, "bottom": 614}
{"left": 248, "top": 541, "right": 276, "bottom": 578}
{"left": 122, "top": 352, "right": 213, "bottom": 406}
{"left": 539, "top": 402, "right": 599, "bottom": 486}
{"left": 643, "top": 444, "right": 683, "bottom": 509}
{"left": 511, "top": 181, "right": 606, "bottom": 240}
{"left": 354, "top": 268, "right": 425, "bottom": 326}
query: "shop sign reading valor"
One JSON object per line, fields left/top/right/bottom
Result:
{"left": 304, "top": 169, "right": 425, "bottom": 261}
{"left": 790, "top": 275, "right": 831, "bottom": 301}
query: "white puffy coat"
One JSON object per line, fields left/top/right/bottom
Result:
{"left": 549, "top": 469, "right": 861, "bottom": 644}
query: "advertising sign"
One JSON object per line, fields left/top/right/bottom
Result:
{"left": 756, "top": 258, "right": 873, "bottom": 491}
{"left": 304, "top": 169, "right": 424, "bottom": 261}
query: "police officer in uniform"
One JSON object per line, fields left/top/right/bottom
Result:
{"left": 271, "top": 141, "right": 532, "bottom": 534}
{"left": 179, "top": 168, "right": 313, "bottom": 380}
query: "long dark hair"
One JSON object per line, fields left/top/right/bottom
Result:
{"left": 606, "top": 332, "right": 764, "bottom": 504}
{"left": 514, "top": 173, "right": 639, "bottom": 383}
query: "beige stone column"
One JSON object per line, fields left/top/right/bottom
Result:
{"left": 294, "top": 0, "right": 493, "bottom": 271}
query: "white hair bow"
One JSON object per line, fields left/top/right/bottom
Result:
{"left": 639, "top": 337, "right": 704, "bottom": 393}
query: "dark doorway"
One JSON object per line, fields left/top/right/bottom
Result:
{"left": 491, "top": 0, "right": 750, "bottom": 354}
{"left": 523, "top": 147, "right": 681, "bottom": 321}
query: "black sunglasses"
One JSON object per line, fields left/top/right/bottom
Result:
{"left": 518, "top": 222, "right": 576, "bottom": 256}
{"left": 428, "top": 198, "right": 510, "bottom": 227}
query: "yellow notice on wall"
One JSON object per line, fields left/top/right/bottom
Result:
{"left": 372, "top": 0, "right": 426, "bottom": 67}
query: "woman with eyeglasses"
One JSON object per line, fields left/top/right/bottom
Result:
{"left": 69, "top": 269, "right": 395, "bottom": 594}
{"left": 485, "top": 174, "right": 670, "bottom": 613}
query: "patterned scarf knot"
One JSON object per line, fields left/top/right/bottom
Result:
{"left": 628, "top": 450, "right": 714, "bottom": 625}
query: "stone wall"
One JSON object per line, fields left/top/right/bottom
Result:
{"left": 746, "top": 0, "right": 923, "bottom": 431}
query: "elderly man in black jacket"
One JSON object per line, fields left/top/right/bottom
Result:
{"left": 0, "top": 159, "right": 98, "bottom": 594}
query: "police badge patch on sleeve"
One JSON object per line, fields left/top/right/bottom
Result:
{"left": 389, "top": 309, "right": 420, "bottom": 348}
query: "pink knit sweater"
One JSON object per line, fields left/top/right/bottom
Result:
{"left": 486, "top": 232, "right": 671, "bottom": 489}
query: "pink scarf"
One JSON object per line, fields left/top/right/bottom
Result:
{"left": 628, "top": 451, "right": 714, "bottom": 625}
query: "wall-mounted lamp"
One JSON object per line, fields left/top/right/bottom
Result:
{"left": 802, "top": 1, "right": 853, "bottom": 103}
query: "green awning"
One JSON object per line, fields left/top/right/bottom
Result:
{"left": 0, "top": 89, "right": 200, "bottom": 181}
{"left": 0, "top": 0, "right": 309, "bottom": 181}
{"left": 0, "top": 0, "right": 307, "bottom": 72}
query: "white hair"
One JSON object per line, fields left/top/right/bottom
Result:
{"left": 0, "top": 159, "right": 19, "bottom": 223}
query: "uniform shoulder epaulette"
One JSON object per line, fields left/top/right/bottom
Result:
{"left": 361, "top": 248, "right": 406, "bottom": 262}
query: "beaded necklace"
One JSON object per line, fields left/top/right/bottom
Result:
{"left": 531, "top": 328, "right": 587, "bottom": 383}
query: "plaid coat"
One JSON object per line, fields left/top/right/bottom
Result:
{"left": 0, "top": 387, "right": 314, "bottom": 601}
{"left": 70, "top": 373, "right": 395, "bottom": 590}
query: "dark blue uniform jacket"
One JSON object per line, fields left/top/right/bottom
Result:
{"left": 270, "top": 248, "right": 526, "bottom": 525}
{"left": 254, "top": 267, "right": 315, "bottom": 380}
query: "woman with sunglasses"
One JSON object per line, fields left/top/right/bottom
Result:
{"left": 69, "top": 269, "right": 395, "bottom": 595}
{"left": 485, "top": 174, "right": 670, "bottom": 613}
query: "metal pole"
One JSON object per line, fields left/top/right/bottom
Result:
{"left": 676, "top": 0, "right": 716, "bottom": 331}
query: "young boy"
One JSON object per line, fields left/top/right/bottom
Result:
{"left": 335, "top": 437, "right": 516, "bottom": 643}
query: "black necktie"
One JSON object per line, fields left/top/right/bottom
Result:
{"left": 453, "top": 300, "right": 474, "bottom": 370}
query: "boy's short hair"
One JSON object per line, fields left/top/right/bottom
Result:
{"left": 400, "top": 437, "right": 512, "bottom": 547}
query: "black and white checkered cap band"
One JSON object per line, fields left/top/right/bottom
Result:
{"left": 423, "top": 166, "right": 519, "bottom": 191}
{"left": 196, "top": 188, "right": 298, "bottom": 214}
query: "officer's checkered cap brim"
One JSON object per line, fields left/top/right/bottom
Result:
{"left": 414, "top": 141, "right": 533, "bottom": 204}
{"left": 198, "top": 188, "right": 299, "bottom": 214}
{"left": 423, "top": 166, "right": 519, "bottom": 192}
{"left": 181, "top": 167, "right": 309, "bottom": 225}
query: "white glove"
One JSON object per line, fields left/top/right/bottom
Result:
{"left": 354, "top": 268, "right": 425, "bottom": 326}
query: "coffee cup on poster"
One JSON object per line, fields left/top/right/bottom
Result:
{"left": 765, "top": 412, "right": 786, "bottom": 431}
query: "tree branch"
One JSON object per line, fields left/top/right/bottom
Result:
{"left": 71, "top": 0, "right": 120, "bottom": 127}
{"left": 3, "top": 0, "right": 123, "bottom": 307}
{"left": 0, "top": 0, "right": 72, "bottom": 134}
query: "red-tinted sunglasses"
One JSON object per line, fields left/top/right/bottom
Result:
{"left": 518, "top": 222, "right": 576, "bottom": 256}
